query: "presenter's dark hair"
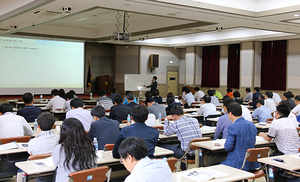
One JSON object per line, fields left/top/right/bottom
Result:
{"left": 22, "top": 92, "right": 34, "bottom": 104}
{"left": 37, "top": 112, "right": 55, "bottom": 131}
{"left": 0, "top": 103, "right": 13, "bottom": 114}
{"left": 98, "top": 90, "right": 105, "bottom": 97}
{"left": 126, "top": 92, "right": 134, "bottom": 101}
{"left": 233, "top": 91, "right": 240, "bottom": 98}
{"left": 224, "top": 98, "right": 234, "bottom": 107}
{"left": 91, "top": 105, "right": 105, "bottom": 118}
{"left": 170, "top": 105, "right": 184, "bottom": 116}
{"left": 226, "top": 88, "right": 232, "bottom": 93}
{"left": 227, "top": 103, "right": 242, "bottom": 116}
{"left": 254, "top": 87, "right": 260, "bottom": 92}
{"left": 265, "top": 91, "right": 273, "bottom": 98}
{"left": 70, "top": 98, "right": 83, "bottom": 108}
{"left": 295, "top": 95, "right": 300, "bottom": 101}
{"left": 51, "top": 89, "right": 59, "bottom": 96}
{"left": 257, "top": 99, "right": 264, "bottom": 105}
{"left": 114, "top": 95, "right": 123, "bottom": 104}
{"left": 195, "top": 87, "right": 200, "bottom": 91}
{"left": 246, "top": 88, "right": 251, "bottom": 92}
{"left": 203, "top": 95, "right": 211, "bottom": 103}
{"left": 153, "top": 76, "right": 157, "bottom": 80}
{"left": 276, "top": 104, "right": 290, "bottom": 117}
{"left": 59, "top": 118, "right": 96, "bottom": 171}
{"left": 131, "top": 105, "right": 148, "bottom": 123}
{"left": 153, "top": 89, "right": 159, "bottom": 96}
{"left": 118, "top": 137, "right": 148, "bottom": 160}
{"left": 235, "top": 98, "right": 243, "bottom": 105}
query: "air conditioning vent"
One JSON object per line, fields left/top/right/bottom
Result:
{"left": 32, "top": 10, "right": 63, "bottom": 17}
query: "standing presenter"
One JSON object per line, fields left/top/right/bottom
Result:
{"left": 144, "top": 76, "right": 157, "bottom": 94}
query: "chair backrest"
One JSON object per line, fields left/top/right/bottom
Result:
{"left": 104, "top": 144, "right": 114, "bottom": 151}
{"left": 240, "top": 147, "right": 271, "bottom": 170}
{"left": 167, "top": 158, "right": 177, "bottom": 172}
{"left": 190, "top": 137, "right": 211, "bottom": 150}
{"left": 28, "top": 153, "right": 52, "bottom": 160}
{"left": 0, "top": 136, "right": 31, "bottom": 144}
{"left": 152, "top": 126, "right": 163, "bottom": 130}
{"left": 297, "top": 127, "right": 300, "bottom": 137}
{"left": 68, "top": 166, "right": 111, "bottom": 182}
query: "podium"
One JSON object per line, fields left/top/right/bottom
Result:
{"left": 95, "top": 75, "right": 113, "bottom": 94}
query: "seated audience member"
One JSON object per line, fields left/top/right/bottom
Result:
{"left": 251, "top": 99, "right": 272, "bottom": 123}
{"left": 52, "top": 118, "right": 96, "bottom": 182}
{"left": 207, "top": 90, "right": 221, "bottom": 106}
{"left": 292, "top": 95, "right": 300, "bottom": 117}
{"left": 126, "top": 92, "right": 138, "bottom": 108}
{"left": 88, "top": 105, "right": 119, "bottom": 150}
{"left": 272, "top": 92, "right": 282, "bottom": 105}
{"left": 167, "top": 92, "right": 180, "bottom": 102}
{"left": 59, "top": 89, "right": 66, "bottom": 100}
{"left": 66, "top": 98, "right": 94, "bottom": 132}
{"left": 197, "top": 95, "right": 217, "bottom": 119}
{"left": 144, "top": 91, "right": 153, "bottom": 106}
{"left": 162, "top": 105, "right": 202, "bottom": 169}
{"left": 264, "top": 91, "right": 276, "bottom": 113}
{"left": 45, "top": 89, "right": 65, "bottom": 110}
{"left": 68, "top": 90, "right": 78, "bottom": 98}
{"left": 166, "top": 96, "right": 181, "bottom": 115}
{"left": 283, "top": 91, "right": 296, "bottom": 109}
{"left": 221, "top": 103, "right": 259, "bottom": 171}
{"left": 108, "top": 88, "right": 120, "bottom": 103}
{"left": 235, "top": 99, "right": 253, "bottom": 122}
{"left": 147, "top": 97, "right": 166, "bottom": 119}
{"left": 181, "top": 87, "right": 187, "bottom": 100}
{"left": 97, "top": 90, "right": 113, "bottom": 110}
{"left": 182, "top": 88, "right": 195, "bottom": 107}
{"left": 63, "top": 92, "right": 74, "bottom": 112}
{"left": 259, "top": 104, "right": 300, "bottom": 155}
{"left": 17, "top": 92, "right": 42, "bottom": 122}
{"left": 119, "top": 137, "right": 172, "bottom": 182}
{"left": 213, "top": 89, "right": 223, "bottom": 100}
{"left": 0, "top": 103, "right": 33, "bottom": 138}
{"left": 113, "top": 105, "right": 159, "bottom": 158}
{"left": 123, "top": 91, "right": 137, "bottom": 105}
{"left": 233, "top": 91, "right": 240, "bottom": 100}
{"left": 214, "top": 98, "right": 234, "bottom": 139}
{"left": 28, "top": 112, "right": 59, "bottom": 155}
{"left": 145, "top": 113, "right": 156, "bottom": 126}
{"left": 194, "top": 87, "right": 204, "bottom": 101}
{"left": 279, "top": 100, "right": 298, "bottom": 126}
{"left": 248, "top": 87, "right": 261, "bottom": 109}
{"left": 225, "top": 88, "right": 234, "bottom": 98}
{"left": 109, "top": 95, "right": 131, "bottom": 123}
{"left": 153, "top": 89, "right": 163, "bottom": 104}
{"left": 243, "top": 88, "right": 253, "bottom": 101}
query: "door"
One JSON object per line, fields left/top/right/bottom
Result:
{"left": 167, "top": 71, "right": 178, "bottom": 95}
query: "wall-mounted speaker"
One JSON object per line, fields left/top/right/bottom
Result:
{"left": 150, "top": 54, "right": 159, "bottom": 68}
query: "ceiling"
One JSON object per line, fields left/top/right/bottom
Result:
{"left": 1, "top": 0, "right": 300, "bottom": 47}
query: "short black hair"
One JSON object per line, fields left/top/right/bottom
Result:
{"left": 227, "top": 103, "right": 242, "bottom": 117}
{"left": 118, "top": 137, "right": 148, "bottom": 160}
{"left": 246, "top": 88, "right": 251, "bottom": 92}
{"left": 98, "top": 90, "right": 105, "bottom": 97}
{"left": 170, "top": 105, "right": 184, "bottom": 116}
{"left": 167, "top": 97, "right": 175, "bottom": 105}
{"left": 207, "top": 90, "right": 214, "bottom": 96}
{"left": 114, "top": 95, "right": 123, "bottom": 104}
{"left": 65, "top": 92, "right": 74, "bottom": 100}
{"left": 203, "top": 95, "right": 211, "bottom": 103}
{"left": 51, "top": 89, "right": 59, "bottom": 96}
{"left": 145, "top": 91, "right": 152, "bottom": 98}
{"left": 167, "top": 92, "right": 174, "bottom": 98}
{"left": 153, "top": 76, "right": 157, "bottom": 80}
{"left": 70, "top": 98, "right": 83, "bottom": 108}
{"left": 254, "top": 87, "right": 260, "bottom": 92}
{"left": 0, "top": 103, "right": 13, "bottom": 114}
{"left": 226, "top": 88, "right": 232, "bottom": 93}
{"left": 235, "top": 98, "right": 243, "bottom": 105}
{"left": 265, "top": 91, "right": 273, "bottom": 98}
{"left": 146, "top": 97, "right": 155, "bottom": 103}
{"left": 130, "top": 105, "right": 148, "bottom": 123}
{"left": 185, "top": 88, "right": 191, "bottom": 94}
{"left": 22, "top": 92, "right": 34, "bottom": 104}
{"left": 276, "top": 104, "right": 290, "bottom": 117}
{"left": 279, "top": 100, "right": 292, "bottom": 110}
{"left": 223, "top": 95, "right": 230, "bottom": 101}
{"left": 257, "top": 99, "right": 264, "bottom": 105}
{"left": 295, "top": 95, "right": 300, "bottom": 101}
{"left": 195, "top": 87, "right": 200, "bottom": 91}
{"left": 283, "top": 92, "right": 292, "bottom": 99}
{"left": 233, "top": 91, "right": 240, "bottom": 98}
{"left": 152, "top": 89, "right": 159, "bottom": 96}
{"left": 90, "top": 105, "right": 105, "bottom": 118}
{"left": 224, "top": 98, "right": 234, "bottom": 107}
{"left": 126, "top": 92, "right": 134, "bottom": 101}
{"left": 37, "top": 112, "right": 55, "bottom": 131}
{"left": 69, "top": 90, "right": 76, "bottom": 95}
{"left": 110, "top": 88, "right": 116, "bottom": 93}
{"left": 182, "top": 87, "right": 187, "bottom": 92}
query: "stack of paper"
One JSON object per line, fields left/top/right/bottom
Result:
{"left": 0, "top": 142, "right": 19, "bottom": 150}
{"left": 179, "top": 168, "right": 230, "bottom": 182}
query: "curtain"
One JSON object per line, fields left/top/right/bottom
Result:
{"left": 261, "top": 40, "right": 286, "bottom": 90}
{"left": 202, "top": 46, "right": 220, "bottom": 87}
{"left": 227, "top": 44, "right": 240, "bottom": 88}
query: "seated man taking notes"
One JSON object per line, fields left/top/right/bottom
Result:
{"left": 17, "top": 92, "right": 42, "bottom": 122}
{"left": 221, "top": 103, "right": 259, "bottom": 171}
{"left": 45, "top": 89, "right": 65, "bottom": 111}
{"left": 214, "top": 98, "right": 234, "bottom": 139}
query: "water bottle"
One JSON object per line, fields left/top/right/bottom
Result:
{"left": 127, "top": 114, "right": 131, "bottom": 126}
{"left": 90, "top": 93, "right": 93, "bottom": 100}
{"left": 137, "top": 97, "right": 139, "bottom": 104}
{"left": 139, "top": 91, "right": 142, "bottom": 98}
{"left": 34, "top": 119, "right": 37, "bottom": 132}
{"left": 158, "top": 112, "right": 162, "bottom": 124}
{"left": 40, "top": 95, "right": 43, "bottom": 101}
{"left": 93, "top": 137, "right": 98, "bottom": 151}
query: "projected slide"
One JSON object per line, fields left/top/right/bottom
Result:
{"left": 0, "top": 36, "right": 84, "bottom": 95}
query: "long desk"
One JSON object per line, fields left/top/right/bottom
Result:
{"left": 172, "top": 164, "right": 255, "bottom": 182}
{"left": 0, "top": 143, "right": 28, "bottom": 155}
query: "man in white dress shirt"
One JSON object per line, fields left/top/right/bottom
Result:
{"left": 194, "top": 87, "right": 204, "bottom": 101}
{"left": 292, "top": 95, "right": 300, "bottom": 116}
{"left": 197, "top": 95, "right": 217, "bottom": 119}
{"left": 66, "top": 98, "right": 94, "bottom": 132}
{"left": 272, "top": 92, "right": 282, "bottom": 105}
{"left": 264, "top": 91, "right": 276, "bottom": 113}
{"left": 119, "top": 137, "right": 172, "bottom": 182}
{"left": 182, "top": 88, "right": 195, "bottom": 107}
{"left": 45, "top": 89, "right": 65, "bottom": 110}
{"left": 0, "top": 103, "right": 33, "bottom": 138}
{"left": 235, "top": 99, "right": 253, "bottom": 122}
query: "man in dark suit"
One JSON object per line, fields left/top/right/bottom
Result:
{"left": 221, "top": 103, "right": 259, "bottom": 171}
{"left": 113, "top": 105, "right": 159, "bottom": 159}
{"left": 88, "top": 105, "right": 119, "bottom": 150}
{"left": 248, "top": 87, "right": 261, "bottom": 109}
{"left": 109, "top": 95, "right": 131, "bottom": 123}
{"left": 126, "top": 92, "right": 137, "bottom": 108}
{"left": 144, "top": 76, "right": 157, "bottom": 94}
{"left": 17, "top": 92, "right": 42, "bottom": 122}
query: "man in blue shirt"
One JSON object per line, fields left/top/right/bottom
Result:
{"left": 214, "top": 98, "right": 234, "bottom": 139}
{"left": 251, "top": 99, "right": 272, "bottom": 123}
{"left": 17, "top": 92, "right": 42, "bottom": 122}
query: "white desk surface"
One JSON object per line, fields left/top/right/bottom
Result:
{"left": 7, "top": 99, "right": 19, "bottom": 102}
{"left": 172, "top": 164, "right": 255, "bottom": 182}
{"left": 255, "top": 123, "right": 271, "bottom": 129}
{"left": 258, "top": 153, "right": 300, "bottom": 171}
{"left": 0, "top": 143, "right": 28, "bottom": 155}
{"left": 15, "top": 146, "right": 174, "bottom": 175}
{"left": 183, "top": 108, "right": 199, "bottom": 113}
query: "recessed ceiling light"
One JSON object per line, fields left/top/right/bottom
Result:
{"left": 294, "top": 14, "right": 299, "bottom": 17}
{"left": 75, "top": 17, "right": 90, "bottom": 21}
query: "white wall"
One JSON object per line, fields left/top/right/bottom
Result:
{"left": 240, "top": 42, "right": 254, "bottom": 88}
{"left": 287, "top": 39, "right": 300, "bottom": 89}
{"left": 195, "top": 46, "right": 202, "bottom": 85}
{"left": 220, "top": 45, "right": 228, "bottom": 86}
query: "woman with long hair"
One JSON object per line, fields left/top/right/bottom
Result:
{"left": 52, "top": 118, "right": 96, "bottom": 182}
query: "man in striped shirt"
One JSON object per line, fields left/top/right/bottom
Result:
{"left": 97, "top": 90, "right": 113, "bottom": 110}
{"left": 161, "top": 105, "right": 202, "bottom": 169}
